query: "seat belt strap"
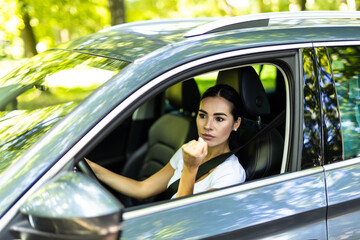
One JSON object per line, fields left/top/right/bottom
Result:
{"left": 165, "top": 110, "right": 285, "bottom": 199}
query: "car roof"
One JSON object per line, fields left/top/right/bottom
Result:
{"left": 184, "top": 11, "right": 360, "bottom": 37}
{"left": 55, "top": 19, "right": 213, "bottom": 62}
{"left": 55, "top": 11, "right": 360, "bottom": 62}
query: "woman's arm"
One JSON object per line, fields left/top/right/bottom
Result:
{"left": 176, "top": 138, "right": 207, "bottom": 198}
{"left": 85, "top": 158, "right": 174, "bottom": 200}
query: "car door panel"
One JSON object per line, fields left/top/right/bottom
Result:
{"left": 121, "top": 169, "right": 327, "bottom": 239}
{"left": 325, "top": 160, "right": 360, "bottom": 239}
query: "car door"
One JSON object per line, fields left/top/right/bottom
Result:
{"left": 121, "top": 170, "right": 327, "bottom": 239}
{"left": 315, "top": 44, "right": 360, "bottom": 239}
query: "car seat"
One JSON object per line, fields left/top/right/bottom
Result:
{"left": 216, "top": 66, "right": 284, "bottom": 180}
{"left": 139, "top": 79, "right": 200, "bottom": 180}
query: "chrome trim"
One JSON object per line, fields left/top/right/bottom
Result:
{"left": 313, "top": 40, "right": 360, "bottom": 48}
{"left": 324, "top": 156, "right": 360, "bottom": 171}
{"left": 0, "top": 42, "right": 311, "bottom": 229}
{"left": 185, "top": 11, "right": 360, "bottom": 37}
{"left": 277, "top": 66, "right": 291, "bottom": 174}
{"left": 124, "top": 167, "right": 324, "bottom": 220}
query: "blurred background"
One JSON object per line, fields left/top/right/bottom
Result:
{"left": 0, "top": 0, "right": 359, "bottom": 77}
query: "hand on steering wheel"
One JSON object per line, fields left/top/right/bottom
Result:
{"left": 76, "top": 158, "right": 100, "bottom": 183}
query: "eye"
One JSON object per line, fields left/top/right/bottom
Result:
{"left": 216, "top": 117, "right": 224, "bottom": 122}
{"left": 198, "top": 113, "right": 206, "bottom": 119}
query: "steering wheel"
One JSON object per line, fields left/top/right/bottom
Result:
{"left": 76, "top": 158, "right": 100, "bottom": 183}
{"left": 76, "top": 158, "right": 122, "bottom": 203}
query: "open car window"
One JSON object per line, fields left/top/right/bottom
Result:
{"left": 86, "top": 62, "right": 288, "bottom": 208}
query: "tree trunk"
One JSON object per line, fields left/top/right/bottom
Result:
{"left": 257, "top": 0, "right": 265, "bottom": 12}
{"left": 108, "top": 0, "right": 126, "bottom": 25}
{"left": 299, "top": 0, "right": 307, "bottom": 10}
{"left": 18, "top": 0, "right": 38, "bottom": 57}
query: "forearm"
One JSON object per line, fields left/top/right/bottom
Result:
{"left": 87, "top": 160, "right": 148, "bottom": 200}
{"left": 177, "top": 137, "right": 207, "bottom": 198}
{"left": 176, "top": 166, "right": 198, "bottom": 198}
{"left": 86, "top": 159, "right": 174, "bottom": 200}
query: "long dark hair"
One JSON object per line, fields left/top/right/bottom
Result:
{"left": 200, "top": 84, "right": 242, "bottom": 150}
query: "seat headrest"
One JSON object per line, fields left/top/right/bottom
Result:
{"left": 165, "top": 79, "right": 200, "bottom": 113}
{"left": 217, "top": 67, "right": 270, "bottom": 117}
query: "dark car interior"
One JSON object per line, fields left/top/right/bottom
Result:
{"left": 85, "top": 63, "right": 287, "bottom": 207}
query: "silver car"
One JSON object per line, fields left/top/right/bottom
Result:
{"left": 0, "top": 11, "right": 359, "bottom": 239}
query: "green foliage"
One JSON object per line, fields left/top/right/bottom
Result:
{"left": 21, "top": 0, "right": 110, "bottom": 46}
{"left": 0, "top": 0, "right": 358, "bottom": 59}
{"left": 125, "top": 0, "right": 243, "bottom": 21}
{"left": 0, "top": 0, "right": 110, "bottom": 58}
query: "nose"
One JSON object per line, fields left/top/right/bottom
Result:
{"left": 204, "top": 118, "right": 213, "bottom": 130}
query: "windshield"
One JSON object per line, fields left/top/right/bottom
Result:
{"left": 0, "top": 50, "right": 128, "bottom": 175}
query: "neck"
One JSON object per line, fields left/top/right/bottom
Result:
{"left": 204, "top": 142, "right": 230, "bottom": 163}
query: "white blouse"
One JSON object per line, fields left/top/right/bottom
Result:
{"left": 168, "top": 148, "right": 246, "bottom": 199}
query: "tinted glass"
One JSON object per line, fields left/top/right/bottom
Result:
{"left": 315, "top": 47, "right": 342, "bottom": 164}
{"left": 0, "top": 50, "right": 128, "bottom": 174}
{"left": 302, "top": 48, "right": 323, "bottom": 169}
{"left": 328, "top": 46, "right": 360, "bottom": 159}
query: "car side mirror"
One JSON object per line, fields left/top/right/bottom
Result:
{"left": 11, "top": 172, "right": 123, "bottom": 240}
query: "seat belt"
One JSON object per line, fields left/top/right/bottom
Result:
{"left": 165, "top": 109, "right": 285, "bottom": 199}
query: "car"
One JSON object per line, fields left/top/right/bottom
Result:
{"left": 0, "top": 10, "right": 359, "bottom": 240}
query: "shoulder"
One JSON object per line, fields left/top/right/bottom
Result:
{"left": 212, "top": 154, "right": 245, "bottom": 180}
{"left": 222, "top": 154, "right": 244, "bottom": 171}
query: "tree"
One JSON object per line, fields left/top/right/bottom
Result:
{"left": 299, "top": 0, "right": 307, "bottom": 10}
{"left": 108, "top": 0, "right": 126, "bottom": 25}
{"left": 2, "top": 0, "right": 110, "bottom": 58}
{"left": 18, "top": 0, "right": 37, "bottom": 57}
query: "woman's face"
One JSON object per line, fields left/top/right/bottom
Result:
{"left": 196, "top": 96, "right": 240, "bottom": 149}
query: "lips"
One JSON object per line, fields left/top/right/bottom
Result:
{"left": 202, "top": 133, "right": 214, "bottom": 141}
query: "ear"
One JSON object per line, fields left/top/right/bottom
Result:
{"left": 233, "top": 117, "right": 241, "bottom": 130}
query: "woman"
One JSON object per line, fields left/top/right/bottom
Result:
{"left": 86, "top": 84, "right": 245, "bottom": 200}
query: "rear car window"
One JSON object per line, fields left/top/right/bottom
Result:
{"left": 329, "top": 46, "right": 360, "bottom": 159}
{"left": 194, "top": 64, "right": 278, "bottom": 95}
{"left": 253, "top": 64, "right": 277, "bottom": 92}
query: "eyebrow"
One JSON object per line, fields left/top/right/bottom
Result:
{"left": 199, "top": 109, "right": 228, "bottom": 117}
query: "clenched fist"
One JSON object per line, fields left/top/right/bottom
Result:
{"left": 182, "top": 137, "right": 208, "bottom": 169}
